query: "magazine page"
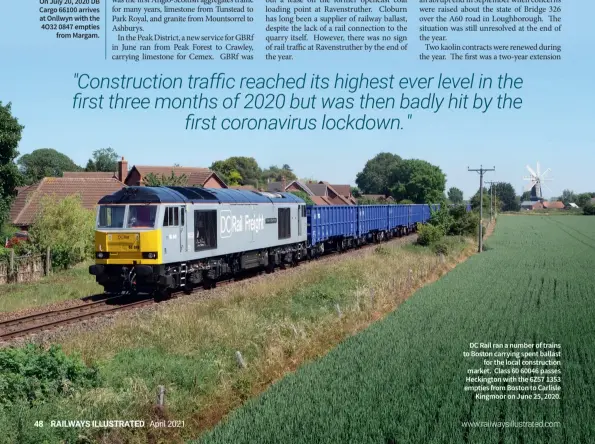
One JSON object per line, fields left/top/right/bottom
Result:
{"left": 1, "top": 0, "right": 590, "bottom": 443}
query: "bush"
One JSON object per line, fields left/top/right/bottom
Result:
{"left": 28, "top": 194, "right": 96, "bottom": 269}
{"left": 0, "top": 223, "right": 17, "bottom": 241}
{"left": 429, "top": 204, "right": 453, "bottom": 234}
{"left": 584, "top": 203, "right": 595, "bottom": 215}
{"left": 0, "top": 344, "right": 100, "bottom": 408}
{"left": 448, "top": 209, "right": 480, "bottom": 237}
{"left": 417, "top": 223, "right": 443, "bottom": 246}
{"left": 432, "top": 240, "right": 449, "bottom": 255}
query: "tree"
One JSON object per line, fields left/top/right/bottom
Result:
{"left": 470, "top": 187, "right": 490, "bottom": 211}
{"left": 261, "top": 164, "right": 297, "bottom": 183}
{"left": 210, "top": 157, "right": 262, "bottom": 187}
{"left": 18, "top": 148, "right": 81, "bottom": 184}
{"left": 389, "top": 159, "right": 446, "bottom": 204}
{"left": 227, "top": 170, "right": 243, "bottom": 186}
{"left": 144, "top": 171, "right": 188, "bottom": 186}
{"left": 351, "top": 187, "right": 361, "bottom": 198}
{"left": 576, "top": 192, "right": 592, "bottom": 208}
{"left": 0, "top": 102, "right": 24, "bottom": 227}
{"left": 28, "top": 194, "right": 96, "bottom": 269}
{"left": 358, "top": 196, "right": 384, "bottom": 205}
{"left": 490, "top": 182, "right": 519, "bottom": 211}
{"left": 447, "top": 187, "right": 464, "bottom": 204}
{"left": 355, "top": 152, "right": 402, "bottom": 195}
{"left": 559, "top": 189, "right": 577, "bottom": 205}
{"left": 85, "top": 147, "right": 119, "bottom": 172}
{"left": 288, "top": 190, "right": 314, "bottom": 204}
{"left": 520, "top": 191, "right": 531, "bottom": 202}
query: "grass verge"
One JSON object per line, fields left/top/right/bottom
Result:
{"left": 0, "top": 261, "right": 101, "bottom": 313}
{"left": 0, "top": 236, "right": 474, "bottom": 444}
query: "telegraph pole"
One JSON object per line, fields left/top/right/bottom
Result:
{"left": 468, "top": 166, "right": 495, "bottom": 253}
{"left": 485, "top": 181, "right": 494, "bottom": 220}
{"left": 485, "top": 181, "right": 498, "bottom": 221}
{"left": 488, "top": 181, "right": 505, "bottom": 219}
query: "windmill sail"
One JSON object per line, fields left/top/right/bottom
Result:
{"left": 523, "top": 161, "right": 552, "bottom": 201}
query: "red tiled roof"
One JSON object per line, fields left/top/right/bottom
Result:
{"left": 9, "top": 185, "right": 37, "bottom": 224}
{"left": 10, "top": 177, "right": 125, "bottom": 227}
{"left": 229, "top": 185, "right": 257, "bottom": 190}
{"left": 330, "top": 184, "right": 351, "bottom": 197}
{"left": 311, "top": 196, "right": 332, "bottom": 205}
{"left": 130, "top": 166, "right": 226, "bottom": 187}
{"left": 543, "top": 201, "right": 564, "bottom": 209}
{"left": 63, "top": 171, "right": 117, "bottom": 178}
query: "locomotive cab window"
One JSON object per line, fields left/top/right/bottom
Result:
{"left": 127, "top": 205, "right": 157, "bottom": 228}
{"left": 195, "top": 210, "right": 217, "bottom": 251}
{"left": 278, "top": 207, "right": 291, "bottom": 239}
{"left": 98, "top": 205, "right": 125, "bottom": 229}
{"left": 163, "top": 207, "right": 179, "bottom": 227}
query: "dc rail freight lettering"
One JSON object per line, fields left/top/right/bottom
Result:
{"left": 89, "top": 187, "right": 470, "bottom": 299}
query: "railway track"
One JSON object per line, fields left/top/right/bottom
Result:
{"left": 0, "top": 233, "right": 418, "bottom": 342}
{"left": 0, "top": 297, "right": 154, "bottom": 341}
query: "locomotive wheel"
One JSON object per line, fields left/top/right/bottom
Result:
{"left": 154, "top": 288, "right": 172, "bottom": 302}
{"left": 203, "top": 279, "right": 216, "bottom": 289}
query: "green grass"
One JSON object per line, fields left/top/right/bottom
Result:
{"left": 0, "top": 261, "right": 101, "bottom": 313}
{"left": 195, "top": 216, "right": 595, "bottom": 444}
{"left": 0, "top": 238, "right": 472, "bottom": 444}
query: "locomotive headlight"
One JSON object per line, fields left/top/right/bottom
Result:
{"left": 96, "top": 252, "right": 110, "bottom": 259}
{"left": 142, "top": 252, "right": 158, "bottom": 259}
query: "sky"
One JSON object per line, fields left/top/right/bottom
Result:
{"left": 1, "top": 2, "right": 593, "bottom": 200}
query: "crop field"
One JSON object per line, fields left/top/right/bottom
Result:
{"left": 196, "top": 216, "right": 595, "bottom": 444}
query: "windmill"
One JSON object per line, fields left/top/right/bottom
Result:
{"left": 523, "top": 161, "right": 553, "bottom": 201}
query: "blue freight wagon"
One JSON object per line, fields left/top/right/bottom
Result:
{"left": 389, "top": 205, "right": 409, "bottom": 231}
{"left": 357, "top": 205, "right": 389, "bottom": 239}
{"left": 307, "top": 205, "right": 357, "bottom": 246}
{"left": 410, "top": 204, "right": 425, "bottom": 225}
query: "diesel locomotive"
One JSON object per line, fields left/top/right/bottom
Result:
{"left": 88, "top": 186, "right": 449, "bottom": 298}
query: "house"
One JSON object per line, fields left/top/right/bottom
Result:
{"left": 520, "top": 201, "right": 544, "bottom": 210}
{"left": 267, "top": 178, "right": 354, "bottom": 205}
{"left": 120, "top": 158, "right": 227, "bottom": 188}
{"left": 9, "top": 177, "right": 125, "bottom": 231}
{"left": 542, "top": 201, "right": 565, "bottom": 209}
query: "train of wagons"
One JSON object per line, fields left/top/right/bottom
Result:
{"left": 89, "top": 186, "right": 471, "bottom": 298}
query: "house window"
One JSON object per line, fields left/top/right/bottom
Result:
{"left": 195, "top": 210, "right": 217, "bottom": 251}
{"left": 278, "top": 208, "right": 291, "bottom": 239}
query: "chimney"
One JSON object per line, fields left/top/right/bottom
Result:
{"left": 118, "top": 157, "right": 128, "bottom": 183}
{"left": 281, "top": 175, "right": 286, "bottom": 191}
